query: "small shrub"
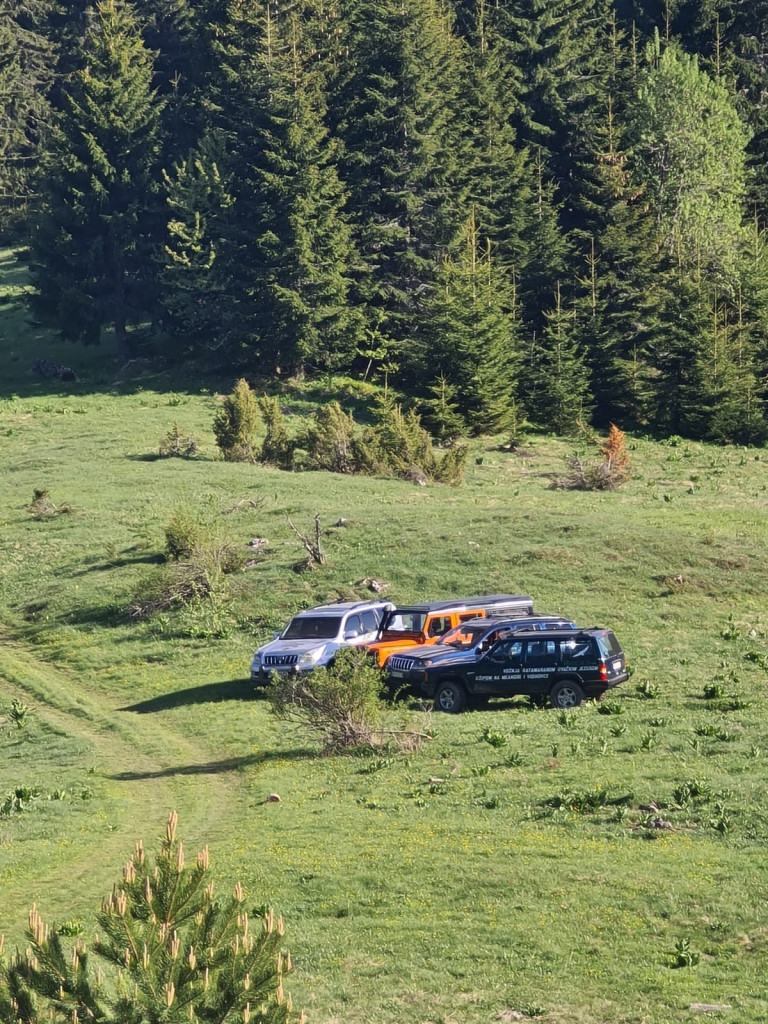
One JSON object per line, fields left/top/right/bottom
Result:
{"left": 128, "top": 563, "right": 215, "bottom": 619}
{"left": 552, "top": 423, "right": 631, "bottom": 491}
{"left": 672, "top": 778, "right": 712, "bottom": 806}
{"left": 164, "top": 507, "right": 204, "bottom": 561}
{"left": 597, "top": 701, "right": 624, "bottom": 715}
{"left": 213, "top": 378, "right": 259, "bottom": 461}
{"left": 158, "top": 422, "right": 199, "bottom": 458}
{"left": 267, "top": 648, "right": 425, "bottom": 753}
{"left": 636, "top": 680, "right": 660, "bottom": 700}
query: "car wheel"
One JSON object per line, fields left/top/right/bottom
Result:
{"left": 433, "top": 680, "right": 467, "bottom": 713}
{"left": 526, "top": 693, "right": 549, "bottom": 709}
{"left": 550, "top": 679, "right": 585, "bottom": 709}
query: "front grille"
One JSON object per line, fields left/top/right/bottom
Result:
{"left": 389, "top": 656, "right": 415, "bottom": 672}
{"left": 264, "top": 654, "right": 300, "bottom": 667}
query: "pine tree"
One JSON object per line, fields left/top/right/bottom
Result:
{"left": 573, "top": 96, "right": 664, "bottom": 425}
{"left": 521, "top": 282, "right": 594, "bottom": 434}
{"left": 424, "top": 211, "right": 520, "bottom": 435}
{"left": 0, "top": 813, "right": 297, "bottom": 1024}
{"left": 30, "top": 0, "right": 164, "bottom": 361}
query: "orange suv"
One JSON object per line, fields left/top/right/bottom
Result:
{"left": 366, "top": 595, "right": 534, "bottom": 666}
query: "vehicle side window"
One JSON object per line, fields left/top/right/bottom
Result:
{"left": 560, "top": 639, "right": 593, "bottom": 663}
{"left": 491, "top": 640, "right": 523, "bottom": 661}
{"left": 344, "top": 614, "right": 363, "bottom": 638}
{"left": 458, "top": 612, "right": 478, "bottom": 622}
{"left": 361, "top": 610, "right": 379, "bottom": 633}
{"left": 525, "top": 639, "right": 556, "bottom": 663}
{"left": 428, "top": 616, "right": 450, "bottom": 637}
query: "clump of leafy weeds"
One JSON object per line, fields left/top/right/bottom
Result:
{"left": 636, "top": 680, "right": 660, "bottom": 700}
{"left": 668, "top": 938, "right": 700, "bottom": 968}
{"left": 481, "top": 726, "right": 507, "bottom": 748}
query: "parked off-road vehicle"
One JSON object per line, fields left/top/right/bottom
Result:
{"left": 366, "top": 595, "right": 534, "bottom": 666}
{"left": 251, "top": 600, "right": 393, "bottom": 686}
{"left": 386, "top": 626, "right": 628, "bottom": 712}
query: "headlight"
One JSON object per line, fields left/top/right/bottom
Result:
{"left": 251, "top": 652, "right": 262, "bottom": 669}
{"left": 298, "top": 647, "right": 325, "bottom": 667}
{"left": 422, "top": 659, "right": 433, "bottom": 667}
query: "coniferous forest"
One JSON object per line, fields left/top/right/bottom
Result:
{"left": 4, "top": 0, "right": 768, "bottom": 443}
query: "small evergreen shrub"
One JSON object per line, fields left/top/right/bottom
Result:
{"left": 213, "top": 378, "right": 260, "bottom": 461}
{"left": 158, "top": 422, "right": 200, "bottom": 457}
{"left": 259, "top": 395, "right": 292, "bottom": 467}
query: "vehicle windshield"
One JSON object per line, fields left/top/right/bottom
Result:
{"left": 440, "top": 624, "right": 487, "bottom": 650}
{"left": 282, "top": 615, "right": 342, "bottom": 640}
{"left": 380, "top": 610, "right": 427, "bottom": 635}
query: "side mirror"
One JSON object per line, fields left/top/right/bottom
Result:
{"left": 345, "top": 629, "right": 360, "bottom": 640}
{"left": 272, "top": 631, "right": 281, "bottom": 640}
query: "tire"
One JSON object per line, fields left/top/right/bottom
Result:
{"left": 433, "top": 680, "right": 467, "bottom": 714}
{"left": 550, "top": 678, "right": 585, "bottom": 709}
{"left": 526, "top": 693, "right": 549, "bottom": 709}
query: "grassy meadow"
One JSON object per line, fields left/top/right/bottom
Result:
{"left": 1, "top": 249, "right": 768, "bottom": 1023}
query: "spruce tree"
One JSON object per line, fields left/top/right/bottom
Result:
{"left": 30, "top": 0, "right": 164, "bottom": 361}
{"left": 0, "top": 0, "right": 55, "bottom": 228}
{"left": 573, "top": 97, "right": 663, "bottom": 425}
{"left": 208, "top": 0, "right": 360, "bottom": 375}
{"left": 521, "top": 282, "right": 594, "bottom": 434}
{"left": 517, "top": 151, "right": 572, "bottom": 338}
{"left": 424, "top": 211, "right": 520, "bottom": 435}
{"left": 331, "top": 0, "right": 467, "bottom": 365}
{"left": 500, "top": 0, "right": 616, "bottom": 232}
{"left": 161, "top": 132, "right": 234, "bottom": 352}
{"left": 458, "top": 0, "right": 531, "bottom": 279}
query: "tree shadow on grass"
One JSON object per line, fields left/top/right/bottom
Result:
{"left": 109, "top": 747, "right": 314, "bottom": 781}
{"left": 120, "top": 679, "right": 259, "bottom": 713}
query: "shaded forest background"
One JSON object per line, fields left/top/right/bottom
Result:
{"left": 3, "top": 0, "right": 768, "bottom": 442}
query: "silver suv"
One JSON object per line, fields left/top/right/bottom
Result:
{"left": 251, "top": 600, "right": 394, "bottom": 686}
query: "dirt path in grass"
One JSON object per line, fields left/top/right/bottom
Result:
{"left": 0, "top": 636, "right": 245, "bottom": 931}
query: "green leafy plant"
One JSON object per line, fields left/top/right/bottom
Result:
{"left": 480, "top": 727, "right": 507, "bottom": 748}
{"left": 636, "top": 680, "right": 660, "bottom": 700}
{"left": 669, "top": 938, "right": 700, "bottom": 968}
{"left": 8, "top": 698, "right": 31, "bottom": 729}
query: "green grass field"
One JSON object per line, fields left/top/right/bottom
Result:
{"left": 1, "top": 249, "right": 768, "bottom": 1023}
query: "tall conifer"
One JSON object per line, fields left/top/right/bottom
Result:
{"left": 424, "top": 211, "right": 520, "bottom": 435}
{"left": 30, "top": 0, "right": 163, "bottom": 360}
